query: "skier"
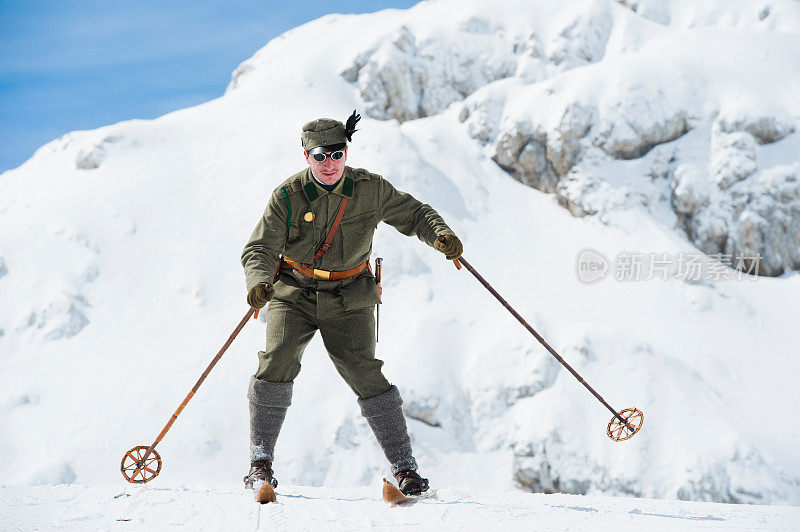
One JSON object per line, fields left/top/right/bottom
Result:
{"left": 240, "top": 111, "right": 462, "bottom": 500}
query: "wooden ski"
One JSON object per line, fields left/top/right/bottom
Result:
{"left": 255, "top": 481, "right": 277, "bottom": 504}
{"left": 382, "top": 478, "right": 435, "bottom": 505}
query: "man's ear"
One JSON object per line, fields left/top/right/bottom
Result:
{"left": 303, "top": 150, "right": 310, "bottom": 164}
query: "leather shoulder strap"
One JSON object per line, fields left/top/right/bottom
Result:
{"left": 313, "top": 196, "right": 349, "bottom": 263}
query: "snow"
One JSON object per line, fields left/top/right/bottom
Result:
{"left": 1, "top": 0, "right": 800, "bottom": 527}
{"left": 2, "top": 485, "right": 799, "bottom": 531}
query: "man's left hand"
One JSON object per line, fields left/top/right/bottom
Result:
{"left": 434, "top": 233, "right": 463, "bottom": 260}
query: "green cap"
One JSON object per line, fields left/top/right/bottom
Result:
{"left": 301, "top": 118, "right": 348, "bottom": 151}
{"left": 301, "top": 110, "right": 361, "bottom": 152}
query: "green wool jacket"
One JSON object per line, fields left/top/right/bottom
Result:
{"left": 241, "top": 166, "right": 454, "bottom": 319}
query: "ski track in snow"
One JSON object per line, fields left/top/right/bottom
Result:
{"left": 1, "top": 485, "right": 799, "bottom": 531}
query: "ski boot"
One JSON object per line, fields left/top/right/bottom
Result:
{"left": 394, "top": 469, "right": 429, "bottom": 496}
{"left": 244, "top": 460, "right": 279, "bottom": 503}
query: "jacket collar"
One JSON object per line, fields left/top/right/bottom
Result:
{"left": 302, "top": 166, "right": 354, "bottom": 203}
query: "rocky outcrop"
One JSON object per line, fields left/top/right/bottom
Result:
{"left": 487, "top": 103, "right": 598, "bottom": 194}
{"left": 671, "top": 164, "right": 711, "bottom": 218}
{"left": 715, "top": 107, "right": 795, "bottom": 145}
{"left": 75, "top": 145, "right": 106, "bottom": 170}
{"left": 513, "top": 434, "right": 783, "bottom": 504}
{"left": 403, "top": 395, "right": 442, "bottom": 428}
{"left": 596, "top": 105, "right": 689, "bottom": 160}
{"left": 492, "top": 127, "right": 559, "bottom": 193}
{"left": 341, "top": 5, "right": 615, "bottom": 124}
{"left": 75, "top": 135, "right": 123, "bottom": 170}
{"left": 709, "top": 130, "right": 757, "bottom": 190}
{"left": 513, "top": 437, "right": 593, "bottom": 495}
{"left": 682, "top": 164, "right": 800, "bottom": 277}
{"left": 342, "top": 24, "right": 517, "bottom": 123}
{"left": 546, "top": 2, "right": 613, "bottom": 68}
{"left": 483, "top": 92, "right": 690, "bottom": 210}
{"left": 474, "top": 94, "right": 797, "bottom": 276}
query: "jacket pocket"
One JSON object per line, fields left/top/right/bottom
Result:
{"left": 271, "top": 271, "right": 302, "bottom": 304}
{"left": 341, "top": 273, "right": 381, "bottom": 311}
{"left": 287, "top": 222, "right": 301, "bottom": 243}
{"left": 341, "top": 210, "right": 377, "bottom": 261}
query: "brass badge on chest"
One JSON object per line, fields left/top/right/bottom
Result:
{"left": 304, "top": 211, "right": 314, "bottom": 222}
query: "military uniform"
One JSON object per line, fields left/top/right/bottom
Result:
{"left": 242, "top": 165, "right": 454, "bottom": 397}
{"left": 241, "top": 113, "right": 459, "bottom": 487}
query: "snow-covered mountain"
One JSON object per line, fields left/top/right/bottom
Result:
{"left": 1, "top": 0, "right": 799, "bottom": 508}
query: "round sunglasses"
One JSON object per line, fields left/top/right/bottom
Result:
{"left": 310, "top": 149, "right": 345, "bottom": 162}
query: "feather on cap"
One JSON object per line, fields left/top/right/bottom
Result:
{"left": 300, "top": 110, "right": 361, "bottom": 150}
{"left": 345, "top": 110, "right": 361, "bottom": 141}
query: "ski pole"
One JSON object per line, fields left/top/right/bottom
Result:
{"left": 438, "top": 237, "right": 643, "bottom": 441}
{"left": 121, "top": 307, "right": 258, "bottom": 483}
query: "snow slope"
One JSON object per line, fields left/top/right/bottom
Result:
{"left": 3, "top": 485, "right": 800, "bottom": 531}
{"left": 1, "top": 0, "right": 799, "bottom": 514}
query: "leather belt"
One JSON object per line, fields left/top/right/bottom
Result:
{"left": 280, "top": 257, "right": 369, "bottom": 281}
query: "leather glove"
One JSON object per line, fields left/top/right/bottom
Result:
{"left": 246, "top": 283, "right": 274, "bottom": 309}
{"left": 434, "top": 234, "right": 463, "bottom": 260}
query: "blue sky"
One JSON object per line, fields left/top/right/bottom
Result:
{"left": 0, "top": 0, "right": 421, "bottom": 173}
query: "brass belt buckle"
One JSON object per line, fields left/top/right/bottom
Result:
{"left": 313, "top": 268, "right": 331, "bottom": 281}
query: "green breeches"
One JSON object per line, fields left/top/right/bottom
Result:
{"left": 254, "top": 298, "right": 391, "bottom": 400}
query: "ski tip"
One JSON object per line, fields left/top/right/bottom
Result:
{"left": 255, "top": 481, "right": 277, "bottom": 504}
{"left": 382, "top": 478, "right": 410, "bottom": 505}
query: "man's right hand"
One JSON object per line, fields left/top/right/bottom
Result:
{"left": 247, "top": 283, "right": 274, "bottom": 309}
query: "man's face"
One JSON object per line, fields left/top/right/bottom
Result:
{"left": 304, "top": 146, "right": 347, "bottom": 185}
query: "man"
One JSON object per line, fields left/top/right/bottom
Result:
{"left": 240, "top": 110, "right": 462, "bottom": 498}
